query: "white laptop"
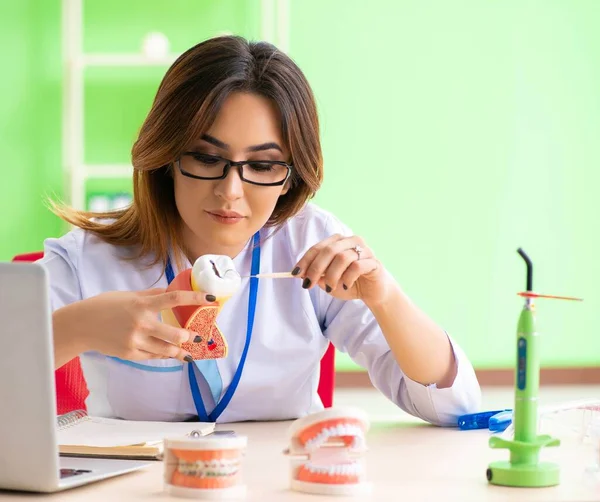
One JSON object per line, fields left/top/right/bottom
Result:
{"left": 0, "top": 261, "right": 150, "bottom": 492}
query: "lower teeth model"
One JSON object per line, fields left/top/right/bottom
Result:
{"left": 162, "top": 255, "right": 241, "bottom": 360}
{"left": 285, "top": 407, "right": 371, "bottom": 496}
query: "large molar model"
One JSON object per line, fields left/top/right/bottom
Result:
{"left": 285, "top": 407, "right": 371, "bottom": 496}
{"left": 162, "top": 255, "right": 241, "bottom": 360}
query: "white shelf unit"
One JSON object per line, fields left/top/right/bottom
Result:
{"left": 62, "top": 0, "right": 289, "bottom": 211}
{"left": 62, "top": 0, "right": 181, "bottom": 211}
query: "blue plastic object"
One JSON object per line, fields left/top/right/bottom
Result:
{"left": 458, "top": 409, "right": 512, "bottom": 430}
{"left": 489, "top": 410, "right": 513, "bottom": 432}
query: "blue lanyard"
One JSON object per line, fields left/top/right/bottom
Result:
{"left": 165, "top": 232, "right": 260, "bottom": 422}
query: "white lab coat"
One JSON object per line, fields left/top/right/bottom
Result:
{"left": 39, "top": 203, "right": 481, "bottom": 424}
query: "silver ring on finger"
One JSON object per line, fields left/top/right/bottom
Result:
{"left": 352, "top": 244, "right": 363, "bottom": 260}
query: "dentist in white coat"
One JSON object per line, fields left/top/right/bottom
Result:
{"left": 42, "top": 35, "right": 481, "bottom": 425}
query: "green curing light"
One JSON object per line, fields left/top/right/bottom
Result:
{"left": 486, "top": 248, "right": 583, "bottom": 488}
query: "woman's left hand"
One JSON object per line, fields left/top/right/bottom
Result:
{"left": 292, "top": 234, "right": 395, "bottom": 307}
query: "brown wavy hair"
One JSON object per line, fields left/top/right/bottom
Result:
{"left": 52, "top": 35, "right": 323, "bottom": 269}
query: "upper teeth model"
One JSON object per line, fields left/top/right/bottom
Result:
{"left": 285, "top": 406, "right": 371, "bottom": 496}
{"left": 162, "top": 255, "right": 242, "bottom": 360}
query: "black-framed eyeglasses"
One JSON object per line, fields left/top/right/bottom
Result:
{"left": 177, "top": 152, "right": 293, "bottom": 187}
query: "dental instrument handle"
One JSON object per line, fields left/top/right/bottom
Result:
{"left": 517, "top": 292, "right": 583, "bottom": 301}
{"left": 243, "top": 272, "right": 295, "bottom": 279}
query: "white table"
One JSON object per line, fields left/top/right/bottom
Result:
{"left": 0, "top": 386, "right": 598, "bottom": 501}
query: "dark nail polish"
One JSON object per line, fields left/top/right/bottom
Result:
{"left": 193, "top": 335, "right": 202, "bottom": 343}
{"left": 206, "top": 294, "right": 216, "bottom": 302}
{"left": 325, "top": 285, "right": 332, "bottom": 293}
{"left": 292, "top": 266, "right": 301, "bottom": 276}
{"left": 302, "top": 278, "right": 311, "bottom": 289}
{"left": 343, "top": 284, "right": 348, "bottom": 290}
{"left": 184, "top": 355, "right": 193, "bottom": 363}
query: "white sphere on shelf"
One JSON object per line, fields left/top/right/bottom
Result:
{"left": 142, "top": 32, "right": 170, "bottom": 59}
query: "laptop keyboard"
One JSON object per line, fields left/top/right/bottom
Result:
{"left": 60, "top": 468, "right": 92, "bottom": 479}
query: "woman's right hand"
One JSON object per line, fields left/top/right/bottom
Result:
{"left": 53, "top": 288, "right": 216, "bottom": 367}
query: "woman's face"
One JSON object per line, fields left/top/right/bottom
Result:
{"left": 174, "top": 91, "right": 291, "bottom": 259}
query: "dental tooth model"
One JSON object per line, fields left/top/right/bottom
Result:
{"left": 190, "top": 255, "right": 242, "bottom": 303}
{"left": 162, "top": 255, "right": 241, "bottom": 360}
{"left": 284, "top": 407, "right": 371, "bottom": 496}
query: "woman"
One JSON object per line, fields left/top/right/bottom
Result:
{"left": 42, "top": 35, "right": 480, "bottom": 425}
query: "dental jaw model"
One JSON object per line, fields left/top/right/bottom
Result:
{"left": 164, "top": 434, "right": 247, "bottom": 499}
{"left": 163, "top": 255, "right": 241, "bottom": 360}
{"left": 285, "top": 407, "right": 370, "bottom": 496}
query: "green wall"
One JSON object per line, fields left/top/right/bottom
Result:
{"left": 290, "top": 0, "right": 600, "bottom": 370}
{"left": 1, "top": 1, "right": 599, "bottom": 371}
{"left": 0, "top": 1, "right": 64, "bottom": 257}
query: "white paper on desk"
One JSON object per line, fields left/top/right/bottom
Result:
{"left": 57, "top": 416, "right": 215, "bottom": 447}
